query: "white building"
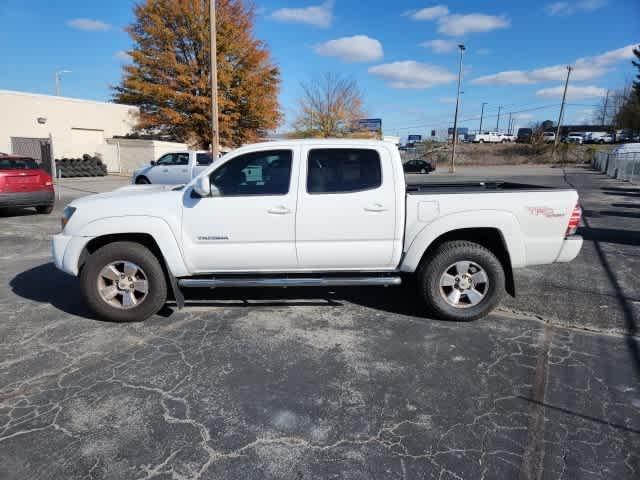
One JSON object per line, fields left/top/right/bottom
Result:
{"left": 0, "top": 89, "right": 139, "bottom": 159}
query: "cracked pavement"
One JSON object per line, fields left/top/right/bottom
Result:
{"left": 0, "top": 168, "right": 639, "bottom": 479}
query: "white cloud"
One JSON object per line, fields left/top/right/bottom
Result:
{"left": 67, "top": 18, "right": 111, "bottom": 31}
{"left": 315, "top": 35, "right": 383, "bottom": 62}
{"left": 271, "top": 1, "right": 333, "bottom": 28}
{"left": 545, "top": 0, "right": 607, "bottom": 16}
{"left": 405, "top": 5, "right": 450, "bottom": 20}
{"left": 536, "top": 85, "right": 607, "bottom": 100}
{"left": 114, "top": 50, "right": 131, "bottom": 62}
{"left": 421, "top": 39, "right": 458, "bottom": 54}
{"left": 368, "top": 61, "right": 456, "bottom": 89}
{"left": 472, "top": 43, "right": 636, "bottom": 85}
{"left": 437, "top": 14, "right": 510, "bottom": 36}
{"left": 405, "top": 6, "right": 510, "bottom": 36}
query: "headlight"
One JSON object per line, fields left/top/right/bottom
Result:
{"left": 61, "top": 206, "right": 77, "bottom": 231}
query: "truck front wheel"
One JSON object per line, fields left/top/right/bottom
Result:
{"left": 80, "top": 241, "right": 167, "bottom": 322}
{"left": 418, "top": 241, "right": 505, "bottom": 321}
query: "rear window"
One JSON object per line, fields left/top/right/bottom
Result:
{"left": 0, "top": 157, "right": 39, "bottom": 170}
{"left": 307, "top": 149, "right": 382, "bottom": 194}
{"left": 197, "top": 153, "right": 213, "bottom": 166}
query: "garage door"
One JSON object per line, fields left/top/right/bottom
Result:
{"left": 70, "top": 128, "right": 104, "bottom": 156}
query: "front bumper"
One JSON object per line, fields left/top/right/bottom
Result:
{"left": 0, "top": 190, "right": 54, "bottom": 209}
{"left": 555, "top": 236, "right": 583, "bottom": 263}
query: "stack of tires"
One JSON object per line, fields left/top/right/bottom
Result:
{"left": 55, "top": 155, "right": 108, "bottom": 178}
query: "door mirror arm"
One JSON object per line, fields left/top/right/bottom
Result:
{"left": 150, "top": 160, "right": 156, "bottom": 166}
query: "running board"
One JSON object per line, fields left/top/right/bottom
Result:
{"left": 178, "top": 276, "right": 402, "bottom": 289}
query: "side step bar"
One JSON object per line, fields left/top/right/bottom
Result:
{"left": 178, "top": 276, "right": 402, "bottom": 289}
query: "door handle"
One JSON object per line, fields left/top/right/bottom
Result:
{"left": 268, "top": 206, "right": 291, "bottom": 215}
{"left": 364, "top": 203, "right": 387, "bottom": 212}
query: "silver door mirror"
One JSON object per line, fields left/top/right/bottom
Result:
{"left": 193, "top": 175, "right": 212, "bottom": 197}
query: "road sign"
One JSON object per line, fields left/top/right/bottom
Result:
{"left": 356, "top": 118, "right": 382, "bottom": 132}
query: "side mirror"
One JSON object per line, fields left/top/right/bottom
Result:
{"left": 193, "top": 175, "right": 214, "bottom": 197}
{"left": 150, "top": 160, "right": 156, "bottom": 166}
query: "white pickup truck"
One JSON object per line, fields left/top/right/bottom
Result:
{"left": 471, "top": 132, "right": 512, "bottom": 144}
{"left": 132, "top": 151, "right": 214, "bottom": 185}
{"left": 53, "top": 139, "right": 583, "bottom": 323}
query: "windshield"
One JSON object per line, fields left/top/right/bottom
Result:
{"left": 0, "top": 157, "right": 39, "bottom": 170}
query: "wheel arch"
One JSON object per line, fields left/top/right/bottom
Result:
{"left": 404, "top": 227, "right": 516, "bottom": 297}
{"left": 79, "top": 232, "right": 184, "bottom": 306}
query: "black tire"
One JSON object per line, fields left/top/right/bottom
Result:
{"left": 135, "top": 176, "right": 151, "bottom": 184}
{"left": 479, "top": 139, "right": 485, "bottom": 143}
{"left": 417, "top": 240, "right": 505, "bottom": 321}
{"left": 36, "top": 205, "right": 54, "bottom": 214}
{"left": 420, "top": 168, "right": 426, "bottom": 174}
{"left": 80, "top": 241, "right": 167, "bottom": 322}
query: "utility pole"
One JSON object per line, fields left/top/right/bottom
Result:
{"left": 601, "top": 89, "right": 609, "bottom": 125}
{"left": 479, "top": 102, "right": 487, "bottom": 133}
{"left": 507, "top": 112, "right": 512, "bottom": 134}
{"left": 496, "top": 105, "right": 502, "bottom": 131}
{"left": 450, "top": 44, "right": 466, "bottom": 174}
{"left": 553, "top": 66, "right": 573, "bottom": 157}
{"left": 210, "top": 0, "right": 220, "bottom": 158}
{"left": 54, "top": 70, "right": 72, "bottom": 96}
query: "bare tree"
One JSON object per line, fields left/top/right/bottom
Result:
{"left": 292, "top": 73, "right": 365, "bottom": 138}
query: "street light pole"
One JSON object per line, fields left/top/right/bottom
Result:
{"left": 496, "top": 105, "right": 502, "bottom": 131}
{"left": 210, "top": 0, "right": 220, "bottom": 159}
{"left": 54, "top": 70, "right": 72, "bottom": 96}
{"left": 553, "top": 66, "right": 573, "bottom": 157}
{"left": 450, "top": 44, "right": 466, "bottom": 174}
{"left": 479, "top": 102, "right": 487, "bottom": 133}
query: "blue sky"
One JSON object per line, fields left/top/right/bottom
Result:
{"left": 1, "top": 0, "right": 638, "bottom": 136}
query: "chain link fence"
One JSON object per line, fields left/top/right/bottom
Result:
{"left": 594, "top": 150, "right": 640, "bottom": 183}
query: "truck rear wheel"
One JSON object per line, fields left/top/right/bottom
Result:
{"left": 80, "top": 241, "right": 167, "bottom": 322}
{"left": 418, "top": 241, "right": 505, "bottom": 321}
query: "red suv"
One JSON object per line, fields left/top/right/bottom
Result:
{"left": 0, "top": 155, "right": 55, "bottom": 214}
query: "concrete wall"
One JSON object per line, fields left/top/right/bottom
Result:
{"left": 0, "top": 90, "right": 139, "bottom": 158}
{"left": 104, "top": 139, "right": 188, "bottom": 174}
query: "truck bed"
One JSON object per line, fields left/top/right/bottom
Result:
{"left": 406, "top": 181, "right": 560, "bottom": 194}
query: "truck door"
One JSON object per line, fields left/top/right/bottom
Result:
{"left": 148, "top": 153, "right": 189, "bottom": 184}
{"left": 181, "top": 148, "right": 299, "bottom": 272}
{"left": 295, "top": 146, "right": 397, "bottom": 269}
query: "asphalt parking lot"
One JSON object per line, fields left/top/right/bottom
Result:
{"left": 1, "top": 166, "right": 639, "bottom": 479}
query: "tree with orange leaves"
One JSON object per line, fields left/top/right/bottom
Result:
{"left": 114, "top": 0, "right": 282, "bottom": 148}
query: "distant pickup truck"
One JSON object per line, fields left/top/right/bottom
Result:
{"left": 471, "top": 132, "right": 513, "bottom": 143}
{"left": 132, "top": 151, "right": 214, "bottom": 185}
{"left": 53, "top": 139, "right": 583, "bottom": 323}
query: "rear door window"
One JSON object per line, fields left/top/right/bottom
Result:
{"left": 307, "top": 149, "right": 382, "bottom": 194}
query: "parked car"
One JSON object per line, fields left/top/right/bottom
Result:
{"left": 53, "top": 139, "right": 583, "bottom": 323}
{"left": 584, "top": 132, "right": 614, "bottom": 144}
{"left": 566, "top": 132, "right": 584, "bottom": 144}
{"left": 501, "top": 134, "right": 516, "bottom": 143}
{"left": 471, "top": 131, "right": 503, "bottom": 143}
{"left": 615, "top": 130, "right": 632, "bottom": 143}
{"left": 542, "top": 132, "right": 556, "bottom": 143}
{"left": 0, "top": 156, "right": 54, "bottom": 214}
{"left": 516, "top": 128, "right": 533, "bottom": 143}
{"left": 132, "top": 151, "right": 215, "bottom": 185}
{"left": 403, "top": 159, "right": 434, "bottom": 174}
